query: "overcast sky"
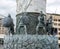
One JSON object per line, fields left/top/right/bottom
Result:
{"left": 46, "top": 0, "right": 60, "bottom": 14}
{"left": 0, "top": 0, "right": 60, "bottom": 25}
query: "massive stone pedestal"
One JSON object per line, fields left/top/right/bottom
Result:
{"left": 4, "top": 35, "right": 58, "bottom": 49}
{"left": 16, "top": 12, "right": 39, "bottom": 34}
{"left": 16, "top": 12, "right": 46, "bottom": 34}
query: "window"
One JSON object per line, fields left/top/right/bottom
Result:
{"left": 58, "top": 24, "right": 60, "bottom": 26}
{"left": 59, "top": 28, "right": 60, "bottom": 31}
{"left": 54, "top": 23, "right": 57, "bottom": 25}
{"left": 59, "top": 44, "right": 60, "bottom": 48}
{"left": 2, "top": 27, "right": 4, "bottom": 29}
{"left": 0, "top": 19, "right": 1, "bottom": 20}
{"left": 58, "top": 19, "right": 60, "bottom": 22}
{"left": 1, "top": 30, "right": 4, "bottom": 34}
{"left": 59, "top": 33, "right": 60, "bottom": 35}
{"left": 54, "top": 19, "right": 57, "bottom": 21}
{"left": 59, "top": 37, "right": 60, "bottom": 40}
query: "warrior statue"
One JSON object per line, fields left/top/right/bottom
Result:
{"left": 36, "top": 11, "right": 46, "bottom": 34}
{"left": 2, "top": 14, "right": 14, "bottom": 35}
{"left": 46, "top": 16, "right": 52, "bottom": 35}
{"left": 17, "top": 12, "right": 29, "bottom": 34}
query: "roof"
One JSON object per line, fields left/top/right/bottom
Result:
{"left": 47, "top": 13, "right": 60, "bottom": 16}
{"left": 0, "top": 14, "right": 6, "bottom": 19}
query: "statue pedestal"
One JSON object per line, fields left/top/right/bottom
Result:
{"left": 16, "top": 12, "right": 47, "bottom": 34}
{"left": 4, "top": 35, "right": 58, "bottom": 49}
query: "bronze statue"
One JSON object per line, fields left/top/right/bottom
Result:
{"left": 46, "top": 16, "right": 52, "bottom": 35}
{"left": 17, "top": 12, "right": 29, "bottom": 34}
{"left": 36, "top": 11, "right": 46, "bottom": 34}
{"left": 2, "top": 14, "right": 14, "bottom": 35}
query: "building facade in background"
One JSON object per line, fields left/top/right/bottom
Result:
{"left": 0, "top": 15, "right": 7, "bottom": 44}
{"left": 47, "top": 13, "right": 60, "bottom": 35}
{"left": 47, "top": 13, "right": 60, "bottom": 48}
{"left": 0, "top": 15, "right": 6, "bottom": 38}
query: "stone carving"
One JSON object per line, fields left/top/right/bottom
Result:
{"left": 16, "top": 12, "right": 48, "bottom": 34}
{"left": 16, "top": 12, "right": 39, "bottom": 34}
{"left": 2, "top": 14, "right": 14, "bottom": 35}
{"left": 46, "top": 16, "right": 52, "bottom": 35}
{"left": 36, "top": 11, "right": 46, "bottom": 34}
{"left": 4, "top": 35, "right": 58, "bottom": 49}
{"left": 17, "top": 12, "right": 29, "bottom": 34}
{"left": 46, "top": 16, "right": 57, "bottom": 35}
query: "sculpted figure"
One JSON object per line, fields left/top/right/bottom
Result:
{"left": 18, "top": 12, "right": 29, "bottom": 34}
{"left": 2, "top": 14, "right": 14, "bottom": 35}
{"left": 46, "top": 16, "right": 52, "bottom": 35}
{"left": 36, "top": 11, "right": 46, "bottom": 34}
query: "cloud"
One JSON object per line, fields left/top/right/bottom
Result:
{"left": 46, "top": 0, "right": 60, "bottom": 14}
{"left": 47, "top": 0, "right": 56, "bottom": 4}
{"left": 0, "top": 0, "right": 16, "bottom": 15}
{"left": 0, "top": 0, "right": 16, "bottom": 9}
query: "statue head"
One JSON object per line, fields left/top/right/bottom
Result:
{"left": 8, "top": 14, "right": 11, "bottom": 18}
{"left": 40, "top": 11, "right": 43, "bottom": 15}
{"left": 50, "top": 15, "right": 52, "bottom": 19}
